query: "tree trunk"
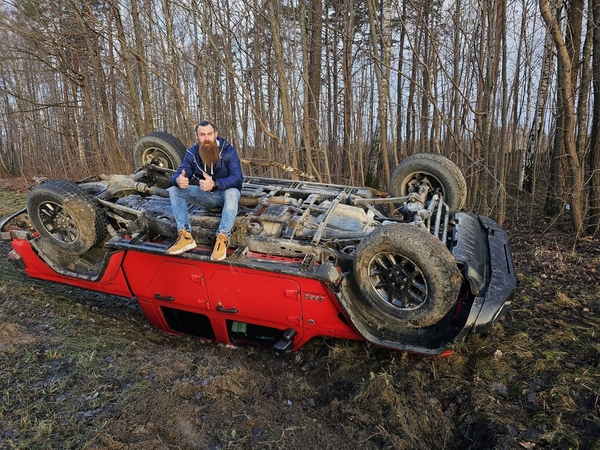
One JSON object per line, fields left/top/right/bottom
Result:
{"left": 308, "top": 0, "right": 328, "bottom": 181}
{"left": 419, "top": 3, "right": 431, "bottom": 154}
{"left": 476, "top": 0, "right": 502, "bottom": 215}
{"left": 522, "top": 11, "right": 554, "bottom": 193}
{"left": 540, "top": 0, "right": 585, "bottom": 234}
{"left": 396, "top": 0, "right": 407, "bottom": 162}
{"left": 266, "top": 0, "right": 299, "bottom": 173}
{"left": 576, "top": 0, "right": 593, "bottom": 225}
{"left": 366, "top": 0, "right": 391, "bottom": 188}
{"left": 589, "top": 0, "right": 600, "bottom": 235}
{"left": 300, "top": 0, "right": 321, "bottom": 181}
{"left": 111, "top": 1, "right": 145, "bottom": 140}
{"left": 497, "top": 0, "right": 508, "bottom": 226}
{"left": 131, "top": 0, "right": 152, "bottom": 135}
{"left": 452, "top": 0, "right": 462, "bottom": 160}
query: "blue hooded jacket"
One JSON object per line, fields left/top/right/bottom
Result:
{"left": 171, "top": 137, "right": 243, "bottom": 191}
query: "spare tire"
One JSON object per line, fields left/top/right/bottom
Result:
{"left": 27, "top": 180, "right": 106, "bottom": 255}
{"left": 133, "top": 131, "right": 187, "bottom": 169}
{"left": 390, "top": 153, "right": 467, "bottom": 211}
{"left": 353, "top": 223, "right": 461, "bottom": 328}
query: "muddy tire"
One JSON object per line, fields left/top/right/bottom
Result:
{"left": 27, "top": 180, "right": 106, "bottom": 255}
{"left": 353, "top": 223, "right": 461, "bottom": 327}
{"left": 390, "top": 153, "right": 467, "bottom": 211}
{"left": 133, "top": 131, "right": 187, "bottom": 169}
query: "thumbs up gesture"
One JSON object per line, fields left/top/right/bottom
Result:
{"left": 199, "top": 173, "right": 215, "bottom": 192}
{"left": 177, "top": 169, "right": 189, "bottom": 188}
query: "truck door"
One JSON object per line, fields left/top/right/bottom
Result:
{"left": 209, "top": 268, "right": 303, "bottom": 348}
{"left": 141, "top": 260, "right": 217, "bottom": 341}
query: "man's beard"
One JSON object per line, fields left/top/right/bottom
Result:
{"left": 200, "top": 140, "right": 220, "bottom": 166}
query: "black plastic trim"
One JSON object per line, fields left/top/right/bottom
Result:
{"left": 470, "top": 216, "right": 516, "bottom": 332}
{"left": 451, "top": 211, "right": 487, "bottom": 295}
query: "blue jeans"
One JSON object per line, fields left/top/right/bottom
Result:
{"left": 168, "top": 185, "right": 241, "bottom": 236}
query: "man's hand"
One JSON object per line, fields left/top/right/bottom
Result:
{"left": 199, "top": 173, "right": 215, "bottom": 192}
{"left": 176, "top": 170, "right": 189, "bottom": 188}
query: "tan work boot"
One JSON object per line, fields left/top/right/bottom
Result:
{"left": 166, "top": 230, "right": 197, "bottom": 255}
{"left": 211, "top": 233, "right": 228, "bottom": 261}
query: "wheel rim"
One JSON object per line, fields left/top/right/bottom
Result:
{"left": 367, "top": 253, "right": 428, "bottom": 310}
{"left": 141, "top": 147, "right": 177, "bottom": 168}
{"left": 401, "top": 172, "right": 443, "bottom": 200}
{"left": 37, "top": 201, "right": 79, "bottom": 243}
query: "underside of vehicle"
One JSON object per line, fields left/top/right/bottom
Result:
{"left": 0, "top": 132, "right": 516, "bottom": 355}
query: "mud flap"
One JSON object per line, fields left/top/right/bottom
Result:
{"left": 273, "top": 328, "right": 297, "bottom": 352}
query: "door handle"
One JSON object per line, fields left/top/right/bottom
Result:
{"left": 154, "top": 293, "right": 174, "bottom": 302}
{"left": 284, "top": 289, "right": 299, "bottom": 300}
{"left": 216, "top": 304, "right": 238, "bottom": 314}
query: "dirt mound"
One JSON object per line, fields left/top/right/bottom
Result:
{"left": 0, "top": 322, "right": 39, "bottom": 353}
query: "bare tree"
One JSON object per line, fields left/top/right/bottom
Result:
{"left": 265, "top": 0, "right": 299, "bottom": 173}
{"left": 497, "top": 0, "right": 508, "bottom": 226}
{"left": 365, "top": 0, "right": 392, "bottom": 188}
{"left": 522, "top": 3, "right": 554, "bottom": 194}
{"left": 540, "top": 0, "right": 585, "bottom": 234}
{"left": 589, "top": 0, "right": 600, "bottom": 234}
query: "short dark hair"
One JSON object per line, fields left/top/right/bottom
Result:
{"left": 195, "top": 120, "right": 216, "bottom": 132}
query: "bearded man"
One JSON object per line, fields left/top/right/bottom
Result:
{"left": 166, "top": 120, "right": 243, "bottom": 260}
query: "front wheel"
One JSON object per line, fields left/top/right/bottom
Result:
{"left": 27, "top": 180, "right": 106, "bottom": 255}
{"left": 353, "top": 224, "right": 461, "bottom": 328}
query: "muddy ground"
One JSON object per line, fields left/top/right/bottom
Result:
{"left": 0, "top": 180, "right": 599, "bottom": 450}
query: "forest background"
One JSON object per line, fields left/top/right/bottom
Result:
{"left": 1, "top": 2, "right": 600, "bottom": 449}
{"left": 1, "top": 0, "right": 600, "bottom": 236}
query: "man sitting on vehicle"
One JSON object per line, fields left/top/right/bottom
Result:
{"left": 166, "top": 120, "right": 243, "bottom": 260}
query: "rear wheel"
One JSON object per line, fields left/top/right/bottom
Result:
{"left": 133, "top": 131, "right": 187, "bottom": 169}
{"left": 27, "top": 180, "right": 106, "bottom": 255}
{"left": 353, "top": 223, "right": 461, "bottom": 327}
{"left": 390, "top": 153, "right": 467, "bottom": 211}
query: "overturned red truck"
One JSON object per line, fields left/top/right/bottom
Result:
{"left": 1, "top": 132, "right": 515, "bottom": 355}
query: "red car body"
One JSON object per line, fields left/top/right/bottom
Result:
{"left": 1, "top": 135, "right": 516, "bottom": 356}
{"left": 7, "top": 233, "right": 365, "bottom": 351}
{"left": 4, "top": 207, "right": 514, "bottom": 356}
